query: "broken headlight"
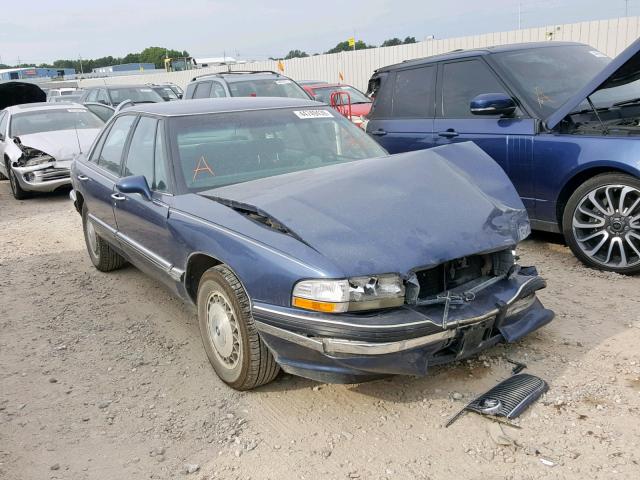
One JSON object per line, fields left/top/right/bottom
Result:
{"left": 292, "top": 274, "right": 405, "bottom": 313}
{"left": 21, "top": 146, "right": 55, "bottom": 167}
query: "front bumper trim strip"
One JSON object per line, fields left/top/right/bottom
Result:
{"left": 254, "top": 320, "right": 456, "bottom": 355}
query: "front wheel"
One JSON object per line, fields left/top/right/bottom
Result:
{"left": 7, "top": 163, "right": 30, "bottom": 200}
{"left": 563, "top": 173, "right": 640, "bottom": 274}
{"left": 197, "top": 265, "right": 279, "bottom": 390}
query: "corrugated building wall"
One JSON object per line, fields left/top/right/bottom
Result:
{"left": 78, "top": 16, "right": 640, "bottom": 92}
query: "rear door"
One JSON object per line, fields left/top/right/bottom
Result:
{"left": 75, "top": 115, "right": 136, "bottom": 238}
{"left": 366, "top": 66, "right": 436, "bottom": 154}
{"left": 433, "top": 58, "right": 537, "bottom": 211}
{"left": 113, "top": 115, "right": 178, "bottom": 286}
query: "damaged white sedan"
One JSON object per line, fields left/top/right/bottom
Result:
{"left": 0, "top": 103, "right": 104, "bottom": 199}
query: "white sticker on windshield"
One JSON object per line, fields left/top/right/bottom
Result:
{"left": 589, "top": 50, "right": 608, "bottom": 58}
{"left": 140, "top": 88, "right": 153, "bottom": 92}
{"left": 293, "top": 109, "right": 333, "bottom": 119}
{"left": 275, "top": 80, "right": 292, "bottom": 84}
{"left": 67, "top": 108, "right": 87, "bottom": 113}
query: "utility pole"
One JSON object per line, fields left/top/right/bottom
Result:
{"left": 79, "top": 55, "right": 84, "bottom": 75}
{"left": 625, "top": 0, "right": 629, "bottom": 16}
{"left": 518, "top": 1, "right": 522, "bottom": 29}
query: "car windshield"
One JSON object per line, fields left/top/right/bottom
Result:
{"left": 170, "top": 107, "right": 387, "bottom": 192}
{"left": 10, "top": 108, "right": 104, "bottom": 136}
{"left": 312, "top": 86, "right": 371, "bottom": 104}
{"left": 227, "top": 78, "right": 309, "bottom": 99}
{"left": 109, "top": 87, "right": 164, "bottom": 104}
{"left": 492, "top": 45, "right": 610, "bottom": 117}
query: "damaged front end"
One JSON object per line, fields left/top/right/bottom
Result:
{"left": 253, "top": 248, "right": 553, "bottom": 384}
{"left": 6, "top": 138, "right": 72, "bottom": 192}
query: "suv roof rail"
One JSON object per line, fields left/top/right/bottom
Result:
{"left": 190, "top": 70, "right": 281, "bottom": 82}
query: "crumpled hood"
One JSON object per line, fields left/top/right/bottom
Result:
{"left": 16, "top": 129, "right": 100, "bottom": 160}
{"left": 199, "top": 142, "right": 530, "bottom": 276}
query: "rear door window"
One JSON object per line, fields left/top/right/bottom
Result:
{"left": 122, "top": 116, "right": 157, "bottom": 184}
{"left": 392, "top": 66, "right": 436, "bottom": 117}
{"left": 210, "top": 82, "right": 227, "bottom": 98}
{"left": 193, "top": 82, "right": 212, "bottom": 99}
{"left": 97, "top": 115, "right": 136, "bottom": 175}
{"left": 441, "top": 59, "right": 510, "bottom": 118}
{"left": 0, "top": 112, "right": 8, "bottom": 137}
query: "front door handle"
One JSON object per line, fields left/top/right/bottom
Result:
{"left": 111, "top": 193, "right": 126, "bottom": 201}
{"left": 370, "top": 129, "right": 387, "bottom": 136}
{"left": 438, "top": 129, "right": 459, "bottom": 138}
{"left": 77, "top": 175, "right": 89, "bottom": 181}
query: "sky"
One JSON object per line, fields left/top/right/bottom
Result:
{"left": 0, "top": 0, "right": 637, "bottom": 65}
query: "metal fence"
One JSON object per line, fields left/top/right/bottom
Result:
{"left": 78, "top": 16, "right": 640, "bottom": 92}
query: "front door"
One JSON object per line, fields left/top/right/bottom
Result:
{"left": 433, "top": 58, "right": 537, "bottom": 215}
{"left": 366, "top": 66, "right": 437, "bottom": 154}
{"left": 112, "top": 115, "right": 178, "bottom": 288}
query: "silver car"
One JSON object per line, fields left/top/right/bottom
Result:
{"left": 0, "top": 103, "right": 104, "bottom": 199}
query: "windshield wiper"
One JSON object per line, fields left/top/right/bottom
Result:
{"left": 613, "top": 97, "right": 640, "bottom": 107}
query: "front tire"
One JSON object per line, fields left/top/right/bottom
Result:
{"left": 7, "top": 163, "right": 29, "bottom": 200}
{"left": 563, "top": 173, "right": 640, "bottom": 274}
{"left": 82, "top": 204, "right": 127, "bottom": 272}
{"left": 197, "top": 265, "right": 279, "bottom": 390}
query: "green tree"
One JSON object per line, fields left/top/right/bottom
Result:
{"left": 403, "top": 36, "right": 417, "bottom": 44}
{"left": 325, "top": 40, "right": 373, "bottom": 54}
{"left": 284, "top": 49, "right": 309, "bottom": 59}
{"left": 381, "top": 37, "right": 403, "bottom": 47}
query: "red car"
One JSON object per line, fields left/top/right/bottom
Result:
{"left": 302, "top": 83, "right": 371, "bottom": 128}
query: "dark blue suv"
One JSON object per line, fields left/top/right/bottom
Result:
{"left": 366, "top": 39, "right": 640, "bottom": 274}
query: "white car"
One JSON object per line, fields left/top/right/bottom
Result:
{"left": 0, "top": 103, "right": 104, "bottom": 199}
{"left": 46, "top": 88, "right": 78, "bottom": 101}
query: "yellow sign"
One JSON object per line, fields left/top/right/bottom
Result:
{"left": 348, "top": 37, "right": 355, "bottom": 48}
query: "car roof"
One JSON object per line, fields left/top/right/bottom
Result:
{"left": 4, "top": 102, "right": 85, "bottom": 114}
{"left": 189, "top": 71, "right": 291, "bottom": 84}
{"left": 125, "top": 97, "right": 324, "bottom": 116}
{"left": 376, "top": 41, "right": 587, "bottom": 72}
{"left": 86, "top": 84, "right": 157, "bottom": 90}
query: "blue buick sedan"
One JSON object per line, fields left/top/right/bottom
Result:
{"left": 70, "top": 98, "right": 553, "bottom": 389}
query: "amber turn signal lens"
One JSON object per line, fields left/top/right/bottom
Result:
{"left": 291, "top": 297, "right": 347, "bottom": 313}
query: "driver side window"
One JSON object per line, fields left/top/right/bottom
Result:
{"left": 0, "top": 112, "right": 8, "bottom": 139}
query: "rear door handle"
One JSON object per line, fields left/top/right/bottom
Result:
{"left": 77, "top": 175, "right": 89, "bottom": 181}
{"left": 370, "top": 129, "right": 387, "bottom": 136}
{"left": 111, "top": 193, "right": 126, "bottom": 201}
{"left": 438, "top": 129, "right": 459, "bottom": 138}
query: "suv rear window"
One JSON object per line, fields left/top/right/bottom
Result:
{"left": 227, "top": 78, "right": 308, "bottom": 99}
{"left": 368, "top": 66, "right": 436, "bottom": 118}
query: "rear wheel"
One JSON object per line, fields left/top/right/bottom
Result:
{"left": 82, "top": 204, "right": 127, "bottom": 271}
{"left": 197, "top": 265, "right": 279, "bottom": 390}
{"left": 563, "top": 173, "right": 640, "bottom": 274}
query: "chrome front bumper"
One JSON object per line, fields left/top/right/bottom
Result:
{"left": 12, "top": 160, "right": 71, "bottom": 192}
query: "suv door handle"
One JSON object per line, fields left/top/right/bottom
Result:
{"left": 77, "top": 175, "right": 89, "bottom": 181}
{"left": 438, "top": 129, "right": 459, "bottom": 138}
{"left": 370, "top": 129, "right": 387, "bottom": 136}
{"left": 111, "top": 193, "right": 126, "bottom": 201}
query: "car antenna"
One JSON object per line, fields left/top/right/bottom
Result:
{"left": 587, "top": 96, "right": 608, "bottom": 135}
{"left": 73, "top": 108, "right": 83, "bottom": 155}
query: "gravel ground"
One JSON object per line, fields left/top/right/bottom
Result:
{"left": 1, "top": 182, "right": 639, "bottom": 480}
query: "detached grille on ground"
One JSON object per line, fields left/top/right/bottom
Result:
{"left": 446, "top": 373, "right": 548, "bottom": 427}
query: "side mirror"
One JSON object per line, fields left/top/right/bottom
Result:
{"left": 116, "top": 175, "right": 152, "bottom": 201}
{"left": 470, "top": 93, "right": 516, "bottom": 116}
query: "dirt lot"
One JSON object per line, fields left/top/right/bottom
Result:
{"left": 1, "top": 182, "right": 639, "bottom": 480}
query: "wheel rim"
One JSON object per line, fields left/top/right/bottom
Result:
{"left": 206, "top": 290, "right": 241, "bottom": 369}
{"left": 572, "top": 184, "right": 640, "bottom": 269}
{"left": 86, "top": 218, "right": 99, "bottom": 257}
